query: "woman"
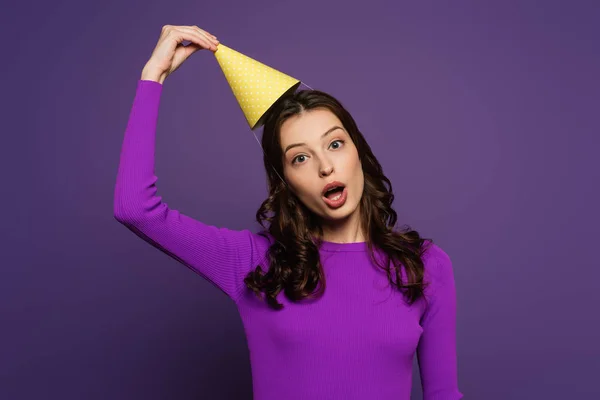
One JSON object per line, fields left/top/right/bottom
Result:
{"left": 114, "top": 24, "right": 463, "bottom": 400}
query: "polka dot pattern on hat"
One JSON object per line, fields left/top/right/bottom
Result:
{"left": 214, "top": 43, "right": 301, "bottom": 129}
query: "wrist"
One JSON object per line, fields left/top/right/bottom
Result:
{"left": 141, "top": 66, "right": 166, "bottom": 84}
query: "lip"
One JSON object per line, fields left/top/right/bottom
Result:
{"left": 321, "top": 181, "right": 345, "bottom": 196}
{"left": 322, "top": 187, "right": 348, "bottom": 209}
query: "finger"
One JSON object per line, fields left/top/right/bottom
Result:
{"left": 182, "top": 42, "right": 203, "bottom": 58}
{"left": 176, "top": 25, "right": 218, "bottom": 46}
{"left": 191, "top": 26, "right": 219, "bottom": 47}
{"left": 193, "top": 26, "right": 218, "bottom": 40}
{"left": 169, "top": 27, "right": 216, "bottom": 50}
{"left": 176, "top": 26, "right": 218, "bottom": 49}
{"left": 196, "top": 28, "right": 219, "bottom": 47}
{"left": 162, "top": 25, "right": 218, "bottom": 47}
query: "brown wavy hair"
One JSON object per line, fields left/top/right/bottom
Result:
{"left": 243, "top": 88, "right": 434, "bottom": 310}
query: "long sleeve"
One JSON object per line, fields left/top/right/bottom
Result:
{"left": 417, "top": 245, "right": 463, "bottom": 400}
{"left": 113, "top": 79, "right": 270, "bottom": 303}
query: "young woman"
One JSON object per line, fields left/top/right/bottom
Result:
{"left": 114, "top": 24, "right": 463, "bottom": 400}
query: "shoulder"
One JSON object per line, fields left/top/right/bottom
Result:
{"left": 420, "top": 240, "right": 455, "bottom": 290}
{"left": 246, "top": 229, "right": 276, "bottom": 264}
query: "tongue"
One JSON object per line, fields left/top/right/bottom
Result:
{"left": 326, "top": 187, "right": 344, "bottom": 199}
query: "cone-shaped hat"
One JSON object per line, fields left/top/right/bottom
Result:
{"left": 214, "top": 43, "right": 302, "bottom": 130}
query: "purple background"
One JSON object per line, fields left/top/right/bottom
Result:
{"left": 2, "top": 1, "right": 599, "bottom": 399}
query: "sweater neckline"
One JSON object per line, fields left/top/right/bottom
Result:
{"left": 318, "top": 239, "right": 369, "bottom": 252}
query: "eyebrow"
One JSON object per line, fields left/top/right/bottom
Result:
{"left": 284, "top": 126, "right": 345, "bottom": 155}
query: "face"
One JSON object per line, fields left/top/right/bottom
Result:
{"left": 279, "top": 108, "right": 364, "bottom": 223}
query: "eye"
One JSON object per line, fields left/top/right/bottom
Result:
{"left": 329, "top": 139, "right": 345, "bottom": 149}
{"left": 291, "top": 140, "right": 345, "bottom": 166}
{"left": 292, "top": 154, "right": 307, "bottom": 165}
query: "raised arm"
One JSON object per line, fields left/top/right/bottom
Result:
{"left": 114, "top": 25, "right": 271, "bottom": 304}
{"left": 416, "top": 244, "right": 463, "bottom": 399}
{"left": 114, "top": 78, "right": 270, "bottom": 303}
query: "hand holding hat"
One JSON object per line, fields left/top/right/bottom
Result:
{"left": 141, "top": 24, "right": 302, "bottom": 129}
{"left": 141, "top": 24, "right": 219, "bottom": 84}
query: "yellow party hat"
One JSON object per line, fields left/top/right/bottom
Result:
{"left": 214, "top": 43, "right": 302, "bottom": 130}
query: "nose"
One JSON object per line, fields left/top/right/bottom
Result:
{"left": 319, "top": 160, "right": 334, "bottom": 177}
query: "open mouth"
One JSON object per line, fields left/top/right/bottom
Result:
{"left": 322, "top": 183, "right": 348, "bottom": 209}
{"left": 323, "top": 185, "right": 345, "bottom": 201}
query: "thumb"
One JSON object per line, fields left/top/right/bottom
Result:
{"left": 183, "top": 42, "right": 203, "bottom": 58}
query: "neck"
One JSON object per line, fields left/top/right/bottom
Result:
{"left": 318, "top": 206, "right": 365, "bottom": 244}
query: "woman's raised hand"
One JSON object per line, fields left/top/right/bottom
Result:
{"left": 141, "top": 25, "right": 219, "bottom": 84}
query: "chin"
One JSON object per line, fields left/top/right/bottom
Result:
{"left": 319, "top": 199, "right": 360, "bottom": 221}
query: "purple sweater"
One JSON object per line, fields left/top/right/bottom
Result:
{"left": 113, "top": 79, "right": 463, "bottom": 400}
